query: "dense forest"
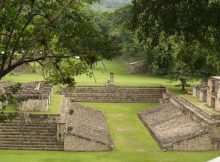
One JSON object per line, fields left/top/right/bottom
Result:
{"left": 88, "top": 0, "right": 220, "bottom": 89}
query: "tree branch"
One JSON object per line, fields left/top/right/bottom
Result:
{"left": 0, "top": 55, "right": 72, "bottom": 79}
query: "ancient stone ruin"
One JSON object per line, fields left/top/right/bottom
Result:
{"left": 0, "top": 81, "right": 13, "bottom": 109}
{"left": 139, "top": 92, "right": 220, "bottom": 151}
{"left": 16, "top": 81, "right": 53, "bottom": 112}
{"left": 0, "top": 98, "right": 113, "bottom": 151}
{"left": 64, "top": 102, "right": 113, "bottom": 151}
{"left": 207, "top": 77, "right": 220, "bottom": 111}
{"left": 0, "top": 114, "right": 64, "bottom": 150}
{"left": 193, "top": 82, "right": 207, "bottom": 102}
{"left": 0, "top": 80, "right": 167, "bottom": 151}
{"left": 128, "top": 60, "right": 147, "bottom": 74}
{"left": 107, "top": 72, "right": 115, "bottom": 86}
{"left": 11, "top": 63, "right": 30, "bottom": 74}
{"left": 0, "top": 80, "right": 114, "bottom": 151}
{"left": 61, "top": 86, "right": 166, "bottom": 103}
{"left": 193, "top": 76, "right": 220, "bottom": 111}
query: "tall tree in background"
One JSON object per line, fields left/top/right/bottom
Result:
{"left": 132, "top": 0, "right": 220, "bottom": 89}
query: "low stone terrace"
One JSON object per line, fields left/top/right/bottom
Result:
{"left": 16, "top": 81, "right": 53, "bottom": 111}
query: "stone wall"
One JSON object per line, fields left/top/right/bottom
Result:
{"left": 61, "top": 86, "right": 166, "bottom": 103}
{"left": 172, "top": 134, "right": 213, "bottom": 151}
{"left": 128, "top": 60, "right": 147, "bottom": 74}
{"left": 0, "top": 101, "right": 8, "bottom": 109}
{"left": 16, "top": 82, "right": 53, "bottom": 112}
{"left": 11, "top": 63, "right": 30, "bottom": 74}
{"left": 193, "top": 82, "right": 207, "bottom": 102}
{"left": 64, "top": 135, "right": 111, "bottom": 152}
{"left": 17, "top": 99, "right": 49, "bottom": 112}
{"left": 18, "top": 113, "right": 60, "bottom": 123}
{"left": 0, "top": 81, "right": 13, "bottom": 109}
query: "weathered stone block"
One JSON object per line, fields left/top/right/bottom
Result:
{"left": 17, "top": 99, "right": 49, "bottom": 112}
{"left": 16, "top": 81, "right": 53, "bottom": 112}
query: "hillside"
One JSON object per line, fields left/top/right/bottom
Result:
{"left": 92, "top": 0, "right": 131, "bottom": 11}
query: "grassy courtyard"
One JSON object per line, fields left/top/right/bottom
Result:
{"left": 0, "top": 103, "right": 219, "bottom": 162}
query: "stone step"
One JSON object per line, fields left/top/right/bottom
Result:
{"left": 0, "top": 136, "right": 57, "bottom": 141}
{"left": 0, "top": 134, "right": 56, "bottom": 138}
{"left": 0, "top": 126, "right": 57, "bottom": 130}
{"left": 0, "top": 129, "right": 56, "bottom": 133}
{"left": 0, "top": 140, "right": 60, "bottom": 145}
{"left": 0, "top": 124, "right": 56, "bottom": 127}
{"left": 0, "top": 123, "right": 57, "bottom": 127}
{"left": 0, "top": 125, "right": 57, "bottom": 129}
{"left": 71, "top": 97, "right": 162, "bottom": 100}
{"left": 0, "top": 123, "right": 57, "bottom": 126}
{"left": 0, "top": 145, "right": 63, "bottom": 150}
{"left": 73, "top": 88, "right": 165, "bottom": 92}
{"left": 0, "top": 133, "right": 57, "bottom": 137}
{"left": 71, "top": 93, "right": 162, "bottom": 97}
{"left": 71, "top": 88, "right": 165, "bottom": 93}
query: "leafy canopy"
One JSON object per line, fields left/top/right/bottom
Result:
{"left": 131, "top": 0, "right": 220, "bottom": 89}
{"left": 0, "top": 0, "right": 115, "bottom": 87}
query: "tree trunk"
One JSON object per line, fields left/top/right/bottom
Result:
{"left": 180, "top": 78, "right": 186, "bottom": 90}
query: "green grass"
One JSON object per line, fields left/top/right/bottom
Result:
{"left": 0, "top": 103, "right": 219, "bottom": 162}
{"left": 4, "top": 73, "right": 44, "bottom": 83}
{"left": 5, "top": 95, "right": 63, "bottom": 114}
{"left": 2, "top": 59, "right": 200, "bottom": 95}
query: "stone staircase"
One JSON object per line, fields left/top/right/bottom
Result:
{"left": 61, "top": 86, "right": 166, "bottom": 103}
{"left": 139, "top": 103, "right": 208, "bottom": 150}
{"left": 0, "top": 117, "right": 63, "bottom": 150}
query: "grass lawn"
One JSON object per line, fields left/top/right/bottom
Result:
{"left": 5, "top": 95, "right": 64, "bottom": 114}
{"left": 0, "top": 103, "right": 219, "bottom": 162}
{"left": 2, "top": 59, "right": 200, "bottom": 95}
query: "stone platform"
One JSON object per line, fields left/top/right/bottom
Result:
{"left": 16, "top": 81, "right": 53, "bottom": 112}
{"left": 0, "top": 98, "right": 113, "bottom": 151}
{"left": 139, "top": 93, "right": 220, "bottom": 151}
{"left": 61, "top": 86, "right": 166, "bottom": 103}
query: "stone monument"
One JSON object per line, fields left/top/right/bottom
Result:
{"left": 107, "top": 72, "right": 115, "bottom": 86}
{"left": 207, "top": 76, "right": 220, "bottom": 111}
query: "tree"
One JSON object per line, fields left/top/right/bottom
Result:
{"left": 0, "top": 0, "right": 115, "bottom": 122}
{"left": 169, "top": 40, "right": 217, "bottom": 90}
{"left": 132, "top": 0, "right": 220, "bottom": 46}
{"left": 0, "top": 0, "right": 113, "bottom": 83}
{"left": 131, "top": 0, "right": 220, "bottom": 89}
